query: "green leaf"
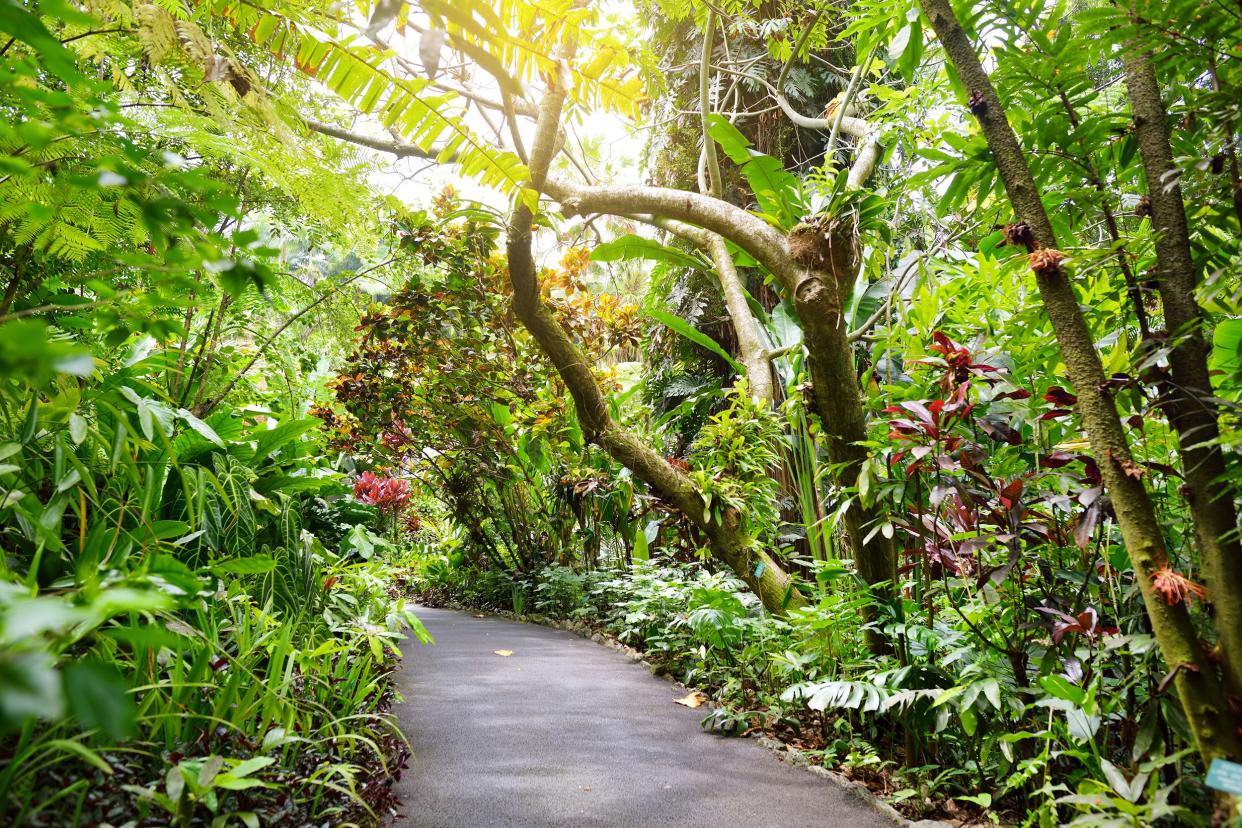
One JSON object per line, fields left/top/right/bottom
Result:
{"left": 1040, "top": 674, "right": 1087, "bottom": 706}
{"left": 228, "top": 756, "right": 275, "bottom": 778}
{"left": 210, "top": 555, "right": 277, "bottom": 576}
{"left": 649, "top": 309, "right": 744, "bottom": 374}
{"left": 21, "top": 397, "right": 39, "bottom": 444}
{"left": 704, "top": 115, "right": 752, "bottom": 164}
{"left": 45, "top": 739, "right": 113, "bottom": 775}
{"left": 1212, "top": 318, "right": 1242, "bottom": 377}
{"left": 590, "top": 234, "right": 704, "bottom": 270}
{"left": 959, "top": 706, "right": 978, "bottom": 736}
{"left": 252, "top": 418, "right": 318, "bottom": 463}
{"left": 69, "top": 413, "right": 88, "bottom": 445}
{"left": 632, "top": 523, "right": 649, "bottom": 561}
{"left": 343, "top": 523, "right": 389, "bottom": 560}
{"left": 63, "top": 659, "right": 136, "bottom": 740}
{"left": 178, "top": 409, "right": 224, "bottom": 447}
{"left": 932, "top": 684, "right": 966, "bottom": 708}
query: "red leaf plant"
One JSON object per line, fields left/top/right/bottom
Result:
{"left": 915, "top": 331, "right": 1000, "bottom": 391}
{"left": 1037, "top": 605, "right": 1117, "bottom": 645}
{"left": 353, "top": 472, "right": 411, "bottom": 514}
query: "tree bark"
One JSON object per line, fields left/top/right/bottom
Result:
{"left": 919, "top": 0, "right": 1240, "bottom": 764}
{"left": 794, "top": 219, "right": 898, "bottom": 650}
{"left": 1123, "top": 45, "right": 1242, "bottom": 699}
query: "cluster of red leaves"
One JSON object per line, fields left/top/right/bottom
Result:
{"left": 353, "top": 472, "right": 411, "bottom": 514}
{"left": 886, "top": 384, "right": 973, "bottom": 470}
{"left": 916, "top": 331, "right": 1000, "bottom": 391}
{"left": 1038, "top": 606, "right": 1117, "bottom": 644}
{"left": 382, "top": 422, "right": 415, "bottom": 452}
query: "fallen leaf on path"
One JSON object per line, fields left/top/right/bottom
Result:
{"left": 473, "top": 614, "right": 486, "bottom": 618}
{"left": 493, "top": 649, "right": 514, "bottom": 657}
{"left": 580, "top": 786, "right": 592, "bottom": 792}
{"left": 674, "top": 691, "right": 708, "bottom": 708}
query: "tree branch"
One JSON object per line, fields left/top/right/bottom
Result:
{"left": 699, "top": 8, "right": 723, "bottom": 198}
{"left": 197, "top": 258, "right": 396, "bottom": 416}
{"left": 302, "top": 117, "right": 452, "bottom": 162}
{"left": 542, "top": 178, "right": 803, "bottom": 294}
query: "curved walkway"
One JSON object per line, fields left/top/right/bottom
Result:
{"left": 392, "top": 606, "right": 899, "bottom": 828}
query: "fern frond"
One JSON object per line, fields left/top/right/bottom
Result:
{"left": 135, "top": 1, "right": 177, "bottom": 63}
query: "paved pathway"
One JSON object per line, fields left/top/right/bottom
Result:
{"left": 392, "top": 606, "right": 898, "bottom": 828}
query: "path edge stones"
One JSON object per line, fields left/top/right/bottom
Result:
{"left": 409, "top": 598, "right": 953, "bottom": 828}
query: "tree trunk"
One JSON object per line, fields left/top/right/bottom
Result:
{"left": 794, "top": 220, "right": 898, "bottom": 651}
{"left": 1123, "top": 45, "right": 1242, "bottom": 701}
{"left": 548, "top": 179, "right": 901, "bottom": 642}
{"left": 918, "top": 0, "right": 1241, "bottom": 765}
{"left": 656, "top": 219, "right": 775, "bottom": 403}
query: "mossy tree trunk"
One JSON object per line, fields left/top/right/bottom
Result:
{"left": 1122, "top": 44, "right": 1242, "bottom": 702}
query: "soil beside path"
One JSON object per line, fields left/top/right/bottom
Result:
{"left": 391, "top": 605, "right": 901, "bottom": 828}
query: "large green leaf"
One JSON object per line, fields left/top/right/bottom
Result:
{"left": 1212, "top": 318, "right": 1242, "bottom": 378}
{"left": 590, "top": 235, "right": 705, "bottom": 270}
{"left": 173, "top": 412, "right": 243, "bottom": 464}
{"left": 706, "top": 116, "right": 804, "bottom": 229}
{"left": 649, "top": 309, "right": 744, "bottom": 374}
{"left": 705, "top": 115, "right": 753, "bottom": 164}
{"left": 63, "top": 659, "right": 135, "bottom": 740}
{"left": 252, "top": 418, "right": 318, "bottom": 464}
{"left": 210, "top": 555, "right": 277, "bottom": 576}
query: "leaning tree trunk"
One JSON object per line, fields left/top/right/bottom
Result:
{"left": 1123, "top": 44, "right": 1242, "bottom": 701}
{"left": 506, "top": 60, "right": 805, "bottom": 616}
{"left": 918, "top": 0, "right": 1241, "bottom": 765}
{"left": 546, "top": 178, "right": 900, "bottom": 646}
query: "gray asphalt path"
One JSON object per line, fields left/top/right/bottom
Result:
{"left": 392, "top": 605, "right": 897, "bottom": 828}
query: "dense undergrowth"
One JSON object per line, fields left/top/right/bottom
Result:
{"left": 0, "top": 349, "right": 431, "bottom": 827}
{"left": 414, "top": 556, "right": 1210, "bottom": 826}
{"left": 0, "top": 7, "right": 430, "bottom": 826}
